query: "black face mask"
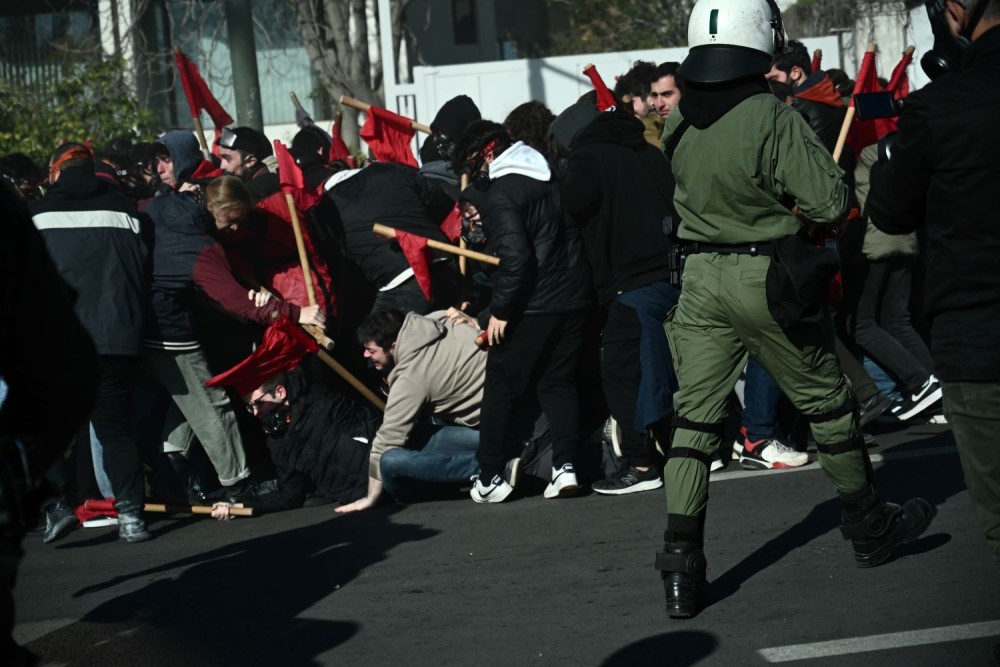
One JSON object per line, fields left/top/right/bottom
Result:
{"left": 262, "top": 405, "right": 292, "bottom": 436}
{"left": 921, "top": 0, "right": 990, "bottom": 80}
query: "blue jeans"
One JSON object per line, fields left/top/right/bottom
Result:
{"left": 379, "top": 424, "right": 480, "bottom": 503}
{"left": 743, "top": 359, "right": 783, "bottom": 441}
{"left": 863, "top": 355, "right": 900, "bottom": 399}
{"left": 616, "top": 280, "right": 680, "bottom": 431}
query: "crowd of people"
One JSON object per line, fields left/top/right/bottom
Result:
{"left": 3, "top": 1, "right": 999, "bottom": 657}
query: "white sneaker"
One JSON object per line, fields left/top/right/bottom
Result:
{"left": 470, "top": 475, "right": 514, "bottom": 504}
{"left": 504, "top": 457, "right": 522, "bottom": 489}
{"left": 543, "top": 464, "right": 579, "bottom": 499}
{"left": 740, "top": 438, "right": 809, "bottom": 470}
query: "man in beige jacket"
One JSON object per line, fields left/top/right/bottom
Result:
{"left": 337, "top": 308, "right": 509, "bottom": 512}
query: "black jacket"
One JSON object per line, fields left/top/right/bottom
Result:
{"left": 465, "top": 143, "right": 592, "bottom": 320}
{"left": 251, "top": 367, "right": 382, "bottom": 514}
{"left": 869, "top": 26, "right": 1000, "bottom": 382}
{"left": 322, "top": 163, "right": 451, "bottom": 287}
{"left": 792, "top": 72, "right": 857, "bottom": 182}
{"left": 29, "top": 168, "right": 150, "bottom": 356}
{"left": 560, "top": 111, "right": 677, "bottom": 304}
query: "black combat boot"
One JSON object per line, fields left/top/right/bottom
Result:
{"left": 655, "top": 542, "right": 710, "bottom": 619}
{"left": 841, "top": 491, "right": 935, "bottom": 568}
{"left": 114, "top": 501, "right": 152, "bottom": 543}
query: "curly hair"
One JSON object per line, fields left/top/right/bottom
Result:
{"left": 503, "top": 101, "right": 558, "bottom": 164}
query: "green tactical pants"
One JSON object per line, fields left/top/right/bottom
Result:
{"left": 663, "top": 253, "right": 869, "bottom": 519}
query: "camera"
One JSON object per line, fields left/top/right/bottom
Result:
{"left": 854, "top": 91, "right": 904, "bottom": 121}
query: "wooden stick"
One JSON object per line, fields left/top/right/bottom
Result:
{"left": 315, "top": 347, "right": 386, "bottom": 411}
{"left": 284, "top": 193, "right": 318, "bottom": 307}
{"left": 373, "top": 223, "right": 500, "bottom": 266}
{"left": 338, "top": 95, "right": 433, "bottom": 134}
{"left": 459, "top": 174, "right": 470, "bottom": 276}
{"left": 144, "top": 503, "right": 255, "bottom": 517}
{"left": 192, "top": 114, "right": 210, "bottom": 158}
{"left": 833, "top": 43, "right": 877, "bottom": 163}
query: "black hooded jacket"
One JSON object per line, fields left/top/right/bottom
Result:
{"left": 560, "top": 110, "right": 678, "bottom": 304}
{"left": 869, "top": 26, "right": 1000, "bottom": 382}
{"left": 251, "top": 366, "right": 383, "bottom": 513}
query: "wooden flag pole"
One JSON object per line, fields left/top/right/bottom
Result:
{"left": 290, "top": 91, "right": 305, "bottom": 113}
{"left": 338, "top": 95, "right": 433, "bottom": 134}
{"left": 284, "top": 193, "right": 318, "bottom": 307}
{"left": 373, "top": 223, "right": 500, "bottom": 266}
{"left": 315, "top": 347, "right": 386, "bottom": 411}
{"left": 143, "top": 503, "right": 256, "bottom": 517}
{"left": 833, "top": 42, "right": 877, "bottom": 163}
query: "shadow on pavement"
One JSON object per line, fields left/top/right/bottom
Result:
{"left": 28, "top": 507, "right": 436, "bottom": 666}
{"left": 709, "top": 428, "right": 960, "bottom": 608}
{"left": 599, "top": 630, "right": 719, "bottom": 666}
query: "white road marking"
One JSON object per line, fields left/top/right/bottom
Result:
{"left": 711, "top": 445, "right": 957, "bottom": 483}
{"left": 759, "top": 620, "right": 1000, "bottom": 662}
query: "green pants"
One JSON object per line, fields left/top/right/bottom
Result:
{"left": 663, "top": 253, "right": 868, "bottom": 518}
{"left": 942, "top": 380, "right": 1000, "bottom": 564}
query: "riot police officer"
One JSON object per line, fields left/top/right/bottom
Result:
{"left": 654, "top": 0, "right": 935, "bottom": 619}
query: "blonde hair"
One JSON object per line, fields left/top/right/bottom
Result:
{"left": 205, "top": 175, "right": 252, "bottom": 214}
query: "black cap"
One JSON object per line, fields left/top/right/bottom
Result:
{"left": 216, "top": 126, "right": 273, "bottom": 158}
{"left": 431, "top": 95, "right": 482, "bottom": 139}
{"left": 550, "top": 101, "right": 600, "bottom": 151}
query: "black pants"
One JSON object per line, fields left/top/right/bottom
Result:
{"left": 853, "top": 256, "right": 933, "bottom": 392}
{"left": 477, "top": 312, "right": 586, "bottom": 481}
{"left": 91, "top": 356, "right": 144, "bottom": 508}
{"left": 600, "top": 301, "right": 660, "bottom": 467}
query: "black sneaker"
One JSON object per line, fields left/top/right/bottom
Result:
{"left": 859, "top": 393, "right": 895, "bottom": 427}
{"left": 890, "top": 376, "right": 943, "bottom": 422}
{"left": 592, "top": 465, "right": 663, "bottom": 495}
{"left": 42, "top": 501, "right": 77, "bottom": 544}
{"left": 224, "top": 478, "right": 259, "bottom": 504}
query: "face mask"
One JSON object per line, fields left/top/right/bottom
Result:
{"left": 920, "top": 0, "right": 989, "bottom": 80}
{"left": 262, "top": 405, "right": 292, "bottom": 436}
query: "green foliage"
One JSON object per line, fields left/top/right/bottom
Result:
{"left": 0, "top": 57, "right": 157, "bottom": 164}
{"left": 538, "top": 0, "right": 695, "bottom": 57}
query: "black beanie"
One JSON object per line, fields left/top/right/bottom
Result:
{"left": 430, "top": 95, "right": 482, "bottom": 140}
{"left": 550, "top": 101, "right": 600, "bottom": 151}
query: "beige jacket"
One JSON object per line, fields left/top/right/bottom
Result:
{"left": 368, "top": 311, "right": 486, "bottom": 479}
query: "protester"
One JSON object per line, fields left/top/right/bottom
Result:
{"left": 453, "top": 120, "right": 593, "bottom": 503}
{"left": 649, "top": 62, "right": 682, "bottom": 121}
{"left": 869, "top": 0, "right": 1000, "bottom": 563}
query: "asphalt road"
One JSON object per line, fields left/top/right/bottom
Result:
{"left": 14, "top": 422, "right": 1000, "bottom": 666}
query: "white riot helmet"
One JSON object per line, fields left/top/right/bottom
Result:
{"left": 678, "top": 0, "right": 787, "bottom": 84}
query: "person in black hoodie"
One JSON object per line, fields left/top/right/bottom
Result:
{"left": 869, "top": 0, "right": 1000, "bottom": 565}
{"left": 553, "top": 96, "right": 681, "bottom": 495}
{"left": 30, "top": 143, "right": 153, "bottom": 543}
{"left": 454, "top": 120, "right": 593, "bottom": 503}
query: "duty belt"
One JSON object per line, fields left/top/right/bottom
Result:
{"left": 683, "top": 241, "right": 776, "bottom": 257}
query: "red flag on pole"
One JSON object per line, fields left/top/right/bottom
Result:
{"left": 359, "top": 106, "right": 418, "bottom": 167}
{"left": 847, "top": 50, "right": 897, "bottom": 154}
{"left": 811, "top": 49, "right": 822, "bottom": 73}
{"left": 173, "top": 50, "right": 234, "bottom": 128}
{"left": 273, "top": 140, "right": 322, "bottom": 209}
{"left": 886, "top": 49, "right": 914, "bottom": 98}
{"left": 205, "top": 316, "right": 319, "bottom": 396}
{"left": 394, "top": 229, "right": 434, "bottom": 300}
{"left": 330, "top": 115, "right": 358, "bottom": 168}
{"left": 582, "top": 64, "right": 617, "bottom": 112}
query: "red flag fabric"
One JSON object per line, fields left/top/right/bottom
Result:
{"left": 359, "top": 106, "right": 418, "bottom": 167}
{"left": 440, "top": 203, "right": 462, "bottom": 242}
{"left": 582, "top": 65, "right": 617, "bottom": 112}
{"left": 75, "top": 498, "right": 117, "bottom": 525}
{"left": 847, "top": 50, "right": 897, "bottom": 154}
{"left": 205, "top": 316, "right": 319, "bottom": 396}
{"left": 173, "top": 50, "right": 234, "bottom": 128}
{"left": 886, "top": 50, "right": 913, "bottom": 97}
{"left": 190, "top": 159, "right": 222, "bottom": 180}
{"left": 394, "top": 229, "right": 433, "bottom": 300}
{"left": 811, "top": 50, "right": 822, "bottom": 73}
{"left": 274, "top": 140, "right": 321, "bottom": 209}
{"left": 330, "top": 117, "right": 358, "bottom": 168}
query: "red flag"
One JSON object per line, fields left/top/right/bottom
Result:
{"left": 191, "top": 159, "right": 222, "bottom": 180}
{"left": 886, "top": 50, "right": 913, "bottom": 98}
{"left": 205, "top": 316, "right": 319, "bottom": 396}
{"left": 173, "top": 50, "right": 234, "bottom": 128}
{"left": 440, "top": 203, "right": 462, "bottom": 242}
{"left": 582, "top": 65, "right": 617, "bottom": 112}
{"left": 847, "top": 50, "right": 896, "bottom": 154}
{"left": 394, "top": 229, "right": 433, "bottom": 300}
{"left": 359, "top": 106, "right": 418, "bottom": 167}
{"left": 274, "top": 140, "right": 321, "bottom": 209}
{"left": 811, "top": 49, "right": 822, "bottom": 73}
{"left": 330, "top": 116, "right": 357, "bottom": 168}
